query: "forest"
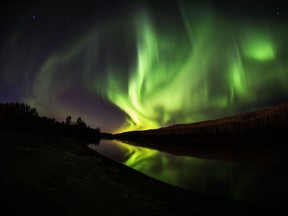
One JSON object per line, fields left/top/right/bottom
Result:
{"left": 115, "top": 102, "right": 288, "bottom": 139}
{"left": 0, "top": 102, "right": 103, "bottom": 143}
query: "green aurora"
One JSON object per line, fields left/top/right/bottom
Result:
{"left": 28, "top": 3, "right": 288, "bottom": 132}
{"left": 97, "top": 140, "right": 288, "bottom": 202}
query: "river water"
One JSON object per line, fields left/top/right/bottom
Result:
{"left": 89, "top": 139, "right": 288, "bottom": 204}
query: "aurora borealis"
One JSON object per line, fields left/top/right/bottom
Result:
{"left": 91, "top": 139, "right": 288, "bottom": 202}
{"left": 1, "top": 0, "right": 288, "bottom": 132}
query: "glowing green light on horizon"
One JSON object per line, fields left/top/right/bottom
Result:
{"left": 105, "top": 8, "right": 281, "bottom": 132}
{"left": 29, "top": 4, "right": 288, "bottom": 132}
{"left": 94, "top": 140, "right": 269, "bottom": 202}
{"left": 112, "top": 140, "right": 188, "bottom": 185}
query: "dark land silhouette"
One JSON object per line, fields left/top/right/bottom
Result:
{"left": 114, "top": 103, "right": 288, "bottom": 163}
{"left": 0, "top": 103, "right": 287, "bottom": 216}
{"left": 0, "top": 102, "right": 269, "bottom": 215}
{"left": 0, "top": 102, "right": 103, "bottom": 143}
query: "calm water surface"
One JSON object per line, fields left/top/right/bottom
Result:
{"left": 89, "top": 139, "right": 288, "bottom": 204}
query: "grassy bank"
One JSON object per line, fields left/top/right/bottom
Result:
{"left": 0, "top": 127, "right": 266, "bottom": 215}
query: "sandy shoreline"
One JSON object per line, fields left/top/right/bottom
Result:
{"left": 0, "top": 128, "right": 279, "bottom": 215}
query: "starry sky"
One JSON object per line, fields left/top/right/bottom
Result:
{"left": 1, "top": 0, "right": 288, "bottom": 132}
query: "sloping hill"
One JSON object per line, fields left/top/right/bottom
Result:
{"left": 115, "top": 103, "right": 288, "bottom": 139}
{"left": 114, "top": 103, "right": 288, "bottom": 163}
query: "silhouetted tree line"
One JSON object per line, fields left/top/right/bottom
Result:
{"left": 115, "top": 102, "right": 288, "bottom": 141}
{"left": 0, "top": 102, "right": 102, "bottom": 142}
{"left": 112, "top": 104, "right": 288, "bottom": 163}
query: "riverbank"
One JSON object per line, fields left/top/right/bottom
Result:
{"left": 113, "top": 103, "right": 288, "bottom": 164}
{"left": 113, "top": 135, "right": 288, "bottom": 164}
{"left": 0, "top": 128, "right": 279, "bottom": 215}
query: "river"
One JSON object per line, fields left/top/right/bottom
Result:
{"left": 89, "top": 139, "right": 288, "bottom": 204}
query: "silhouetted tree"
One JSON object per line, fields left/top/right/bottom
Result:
{"left": 66, "top": 116, "right": 72, "bottom": 125}
{"left": 95, "top": 127, "right": 101, "bottom": 133}
{"left": 30, "top": 108, "right": 38, "bottom": 117}
{"left": 76, "top": 117, "right": 87, "bottom": 128}
{"left": 0, "top": 102, "right": 103, "bottom": 143}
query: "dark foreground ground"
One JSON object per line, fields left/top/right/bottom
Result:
{"left": 0, "top": 128, "right": 282, "bottom": 215}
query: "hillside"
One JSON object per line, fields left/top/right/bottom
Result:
{"left": 0, "top": 104, "right": 263, "bottom": 215}
{"left": 114, "top": 103, "right": 288, "bottom": 163}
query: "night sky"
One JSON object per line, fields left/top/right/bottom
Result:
{"left": 1, "top": 0, "right": 288, "bottom": 132}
